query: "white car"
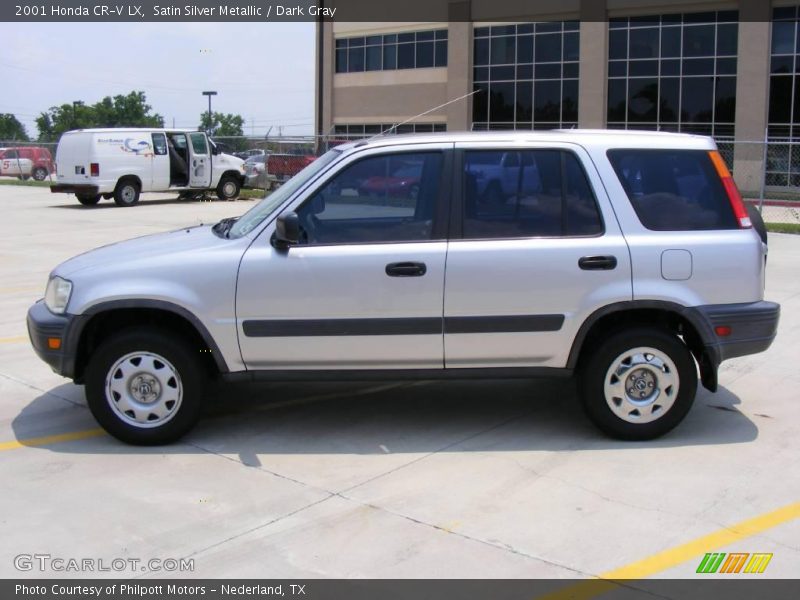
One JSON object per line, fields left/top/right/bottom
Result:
{"left": 0, "top": 156, "right": 33, "bottom": 178}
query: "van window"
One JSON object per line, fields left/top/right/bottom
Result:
{"left": 295, "top": 152, "right": 443, "bottom": 245}
{"left": 152, "top": 133, "right": 167, "bottom": 156}
{"left": 607, "top": 149, "right": 738, "bottom": 231}
{"left": 463, "top": 150, "right": 604, "bottom": 239}
{"left": 189, "top": 133, "right": 208, "bottom": 155}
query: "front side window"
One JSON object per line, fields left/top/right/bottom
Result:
{"left": 463, "top": 149, "right": 603, "bottom": 238}
{"left": 607, "top": 149, "right": 738, "bottom": 230}
{"left": 189, "top": 132, "right": 208, "bottom": 155}
{"left": 295, "top": 152, "right": 444, "bottom": 245}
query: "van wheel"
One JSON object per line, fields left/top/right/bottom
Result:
{"left": 76, "top": 194, "right": 101, "bottom": 206}
{"left": 216, "top": 176, "right": 240, "bottom": 201}
{"left": 579, "top": 327, "right": 697, "bottom": 440}
{"left": 114, "top": 179, "right": 140, "bottom": 206}
{"left": 85, "top": 328, "right": 206, "bottom": 445}
{"left": 33, "top": 167, "right": 48, "bottom": 181}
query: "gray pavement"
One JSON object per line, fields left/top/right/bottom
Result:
{"left": 0, "top": 185, "right": 798, "bottom": 580}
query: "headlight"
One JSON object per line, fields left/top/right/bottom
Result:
{"left": 44, "top": 276, "right": 73, "bottom": 314}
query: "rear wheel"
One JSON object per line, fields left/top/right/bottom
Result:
{"left": 216, "top": 176, "right": 240, "bottom": 201}
{"left": 113, "top": 179, "right": 140, "bottom": 207}
{"left": 76, "top": 194, "right": 101, "bottom": 206}
{"left": 579, "top": 327, "right": 697, "bottom": 440}
{"left": 32, "top": 167, "right": 48, "bottom": 181}
{"left": 85, "top": 328, "right": 206, "bottom": 445}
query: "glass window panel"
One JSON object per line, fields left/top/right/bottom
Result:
{"left": 629, "top": 60, "right": 658, "bottom": 77}
{"left": 516, "top": 64, "right": 533, "bottom": 79}
{"left": 563, "top": 62, "right": 579, "bottom": 78}
{"left": 661, "top": 14, "right": 681, "bottom": 24}
{"left": 516, "top": 81, "right": 533, "bottom": 121}
{"left": 517, "top": 35, "right": 533, "bottom": 63}
{"left": 630, "top": 27, "right": 660, "bottom": 59}
{"left": 474, "top": 66, "right": 489, "bottom": 81}
{"left": 683, "top": 12, "right": 716, "bottom": 24}
{"left": 473, "top": 83, "right": 489, "bottom": 122}
{"left": 489, "top": 82, "right": 516, "bottom": 121}
{"left": 563, "top": 80, "right": 579, "bottom": 121}
{"left": 564, "top": 21, "right": 579, "bottom": 32}
{"left": 775, "top": 54, "right": 797, "bottom": 74}
{"left": 535, "top": 33, "right": 562, "bottom": 62}
{"left": 683, "top": 25, "right": 716, "bottom": 57}
{"left": 608, "top": 79, "right": 627, "bottom": 122}
{"left": 348, "top": 46, "right": 364, "bottom": 72}
{"left": 535, "top": 63, "right": 561, "bottom": 79}
{"left": 769, "top": 76, "right": 792, "bottom": 123}
{"left": 383, "top": 44, "right": 397, "bottom": 70}
{"left": 416, "top": 41, "right": 434, "bottom": 68}
{"left": 365, "top": 35, "right": 381, "bottom": 46}
{"left": 534, "top": 80, "right": 561, "bottom": 121}
{"left": 397, "top": 43, "right": 414, "bottom": 69}
{"left": 660, "top": 77, "right": 680, "bottom": 122}
{"left": 564, "top": 32, "right": 579, "bottom": 60}
{"left": 716, "top": 23, "right": 738, "bottom": 56}
{"left": 609, "top": 29, "right": 628, "bottom": 60}
{"left": 772, "top": 21, "right": 795, "bottom": 54}
{"left": 682, "top": 58, "right": 715, "bottom": 75}
{"left": 537, "top": 22, "right": 562, "bottom": 33}
{"left": 366, "top": 46, "right": 381, "bottom": 71}
{"left": 717, "top": 10, "right": 738, "bottom": 23}
{"left": 492, "top": 25, "right": 516, "bottom": 36}
{"left": 383, "top": 34, "right": 397, "bottom": 44}
{"left": 474, "top": 26, "right": 490, "bottom": 38}
{"left": 661, "top": 26, "right": 681, "bottom": 57}
{"left": 348, "top": 37, "right": 365, "bottom": 48}
{"left": 609, "top": 60, "right": 627, "bottom": 77}
{"left": 628, "top": 78, "right": 659, "bottom": 122}
{"left": 398, "top": 33, "right": 414, "bottom": 43}
{"left": 609, "top": 18, "right": 628, "bottom": 29}
{"left": 435, "top": 29, "right": 448, "bottom": 40}
{"left": 475, "top": 38, "right": 490, "bottom": 65}
{"left": 715, "top": 77, "right": 736, "bottom": 123}
{"left": 335, "top": 39, "right": 347, "bottom": 49}
{"left": 491, "top": 36, "right": 516, "bottom": 64}
{"left": 681, "top": 77, "right": 714, "bottom": 122}
{"left": 518, "top": 23, "right": 534, "bottom": 34}
{"left": 434, "top": 40, "right": 447, "bottom": 67}
{"left": 773, "top": 7, "right": 797, "bottom": 20}
{"left": 661, "top": 59, "right": 680, "bottom": 76}
{"left": 794, "top": 75, "right": 800, "bottom": 125}
{"left": 630, "top": 15, "right": 660, "bottom": 27}
{"left": 335, "top": 48, "right": 347, "bottom": 73}
{"left": 417, "top": 30, "right": 434, "bottom": 41}
{"left": 491, "top": 65, "right": 515, "bottom": 80}
{"left": 717, "top": 57, "right": 737, "bottom": 75}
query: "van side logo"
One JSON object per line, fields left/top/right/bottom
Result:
{"left": 122, "top": 138, "right": 152, "bottom": 156}
{"left": 696, "top": 552, "right": 773, "bottom": 574}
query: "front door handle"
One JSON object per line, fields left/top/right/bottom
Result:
{"left": 578, "top": 255, "right": 617, "bottom": 270}
{"left": 386, "top": 262, "right": 427, "bottom": 277}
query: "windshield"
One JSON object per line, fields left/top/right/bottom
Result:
{"left": 227, "top": 149, "right": 341, "bottom": 238}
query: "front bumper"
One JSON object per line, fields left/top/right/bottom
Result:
{"left": 26, "top": 300, "right": 85, "bottom": 379}
{"left": 690, "top": 301, "right": 780, "bottom": 364}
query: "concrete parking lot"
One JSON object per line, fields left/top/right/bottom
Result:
{"left": 0, "top": 185, "right": 798, "bottom": 581}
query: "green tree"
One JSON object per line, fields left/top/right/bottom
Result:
{"left": 36, "top": 91, "right": 164, "bottom": 141}
{"left": 199, "top": 111, "right": 247, "bottom": 151}
{"left": 0, "top": 114, "right": 29, "bottom": 141}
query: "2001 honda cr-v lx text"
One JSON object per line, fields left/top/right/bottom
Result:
{"left": 27, "top": 131, "right": 780, "bottom": 445}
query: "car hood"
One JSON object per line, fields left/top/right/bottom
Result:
{"left": 53, "top": 224, "right": 228, "bottom": 278}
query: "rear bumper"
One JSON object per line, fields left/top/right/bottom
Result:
{"left": 26, "top": 300, "right": 85, "bottom": 379}
{"left": 689, "top": 301, "right": 780, "bottom": 363}
{"left": 50, "top": 184, "right": 99, "bottom": 195}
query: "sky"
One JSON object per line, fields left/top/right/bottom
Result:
{"left": 0, "top": 21, "right": 316, "bottom": 139}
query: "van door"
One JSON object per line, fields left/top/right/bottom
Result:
{"left": 150, "top": 132, "right": 170, "bottom": 190}
{"left": 188, "top": 132, "right": 212, "bottom": 188}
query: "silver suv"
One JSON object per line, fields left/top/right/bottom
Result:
{"left": 27, "top": 131, "right": 780, "bottom": 445}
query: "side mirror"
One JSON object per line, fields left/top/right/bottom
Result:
{"left": 273, "top": 212, "right": 300, "bottom": 249}
{"left": 210, "top": 142, "right": 220, "bottom": 156}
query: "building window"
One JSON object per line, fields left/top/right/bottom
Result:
{"left": 606, "top": 11, "right": 738, "bottom": 140}
{"left": 767, "top": 6, "right": 800, "bottom": 187}
{"left": 472, "top": 22, "right": 580, "bottom": 131}
{"left": 332, "top": 123, "right": 447, "bottom": 139}
{"left": 335, "top": 29, "right": 448, "bottom": 73}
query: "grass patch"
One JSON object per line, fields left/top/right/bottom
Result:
{"left": 766, "top": 222, "right": 800, "bottom": 234}
{"left": 239, "top": 188, "right": 268, "bottom": 200}
{"left": 0, "top": 178, "right": 52, "bottom": 188}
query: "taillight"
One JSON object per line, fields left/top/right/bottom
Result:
{"left": 90, "top": 162, "right": 99, "bottom": 177}
{"left": 708, "top": 150, "right": 751, "bottom": 228}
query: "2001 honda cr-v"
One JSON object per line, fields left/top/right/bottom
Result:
{"left": 27, "top": 131, "right": 780, "bottom": 445}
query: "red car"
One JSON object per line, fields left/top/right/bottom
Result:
{"left": 267, "top": 153, "right": 316, "bottom": 183}
{"left": 358, "top": 165, "right": 421, "bottom": 199}
{"left": 0, "top": 147, "right": 55, "bottom": 180}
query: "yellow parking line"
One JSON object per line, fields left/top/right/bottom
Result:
{"left": 0, "top": 428, "right": 106, "bottom": 452}
{"left": 537, "top": 501, "right": 800, "bottom": 600}
{"left": 0, "top": 335, "right": 28, "bottom": 344}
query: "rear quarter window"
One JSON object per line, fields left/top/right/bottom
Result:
{"left": 607, "top": 149, "right": 738, "bottom": 231}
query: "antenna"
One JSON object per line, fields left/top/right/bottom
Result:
{"left": 370, "top": 88, "right": 484, "bottom": 140}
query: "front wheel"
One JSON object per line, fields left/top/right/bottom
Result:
{"left": 216, "top": 176, "right": 241, "bottom": 201}
{"left": 85, "top": 329, "right": 207, "bottom": 445}
{"left": 579, "top": 328, "right": 698, "bottom": 440}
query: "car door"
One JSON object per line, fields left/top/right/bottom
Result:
{"left": 236, "top": 143, "right": 452, "bottom": 370}
{"left": 150, "top": 132, "right": 170, "bottom": 190}
{"left": 444, "top": 142, "right": 632, "bottom": 369}
{"left": 188, "top": 132, "right": 212, "bottom": 188}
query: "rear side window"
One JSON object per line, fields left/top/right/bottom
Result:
{"left": 607, "top": 149, "right": 738, "bottom": 231}
{"left": 152, "top": 133, "right": 167, "bottom": 155}
{"left": 463, "top": 149, "right": 604, "bottom": 239}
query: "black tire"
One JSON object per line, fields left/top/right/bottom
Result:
{"left": 76, "top": 194, "right": 101, "bottom": 206}
{"left": 113, "top": 179, "right": 140, "bottom": 207}
{"left": 32, "top": 167, "right": 48, "bottom": 181}
{"left": 216, "top": 176, "right": 241, "bottom": 201}
{"left": 85, "top": 328, "right": 207, "bottom": 445}
{"left": 579, "top": 327, "right": 698, "bottom": 440}
{"left": 747, "top": 204, "right": 768, "bottom": 245}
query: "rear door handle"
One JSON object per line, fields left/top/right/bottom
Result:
{"left": 386, "top": 262, "right": 427, "bottom": 277}
{"left": 578, "top": 255, "right": 617, "bottom": 270}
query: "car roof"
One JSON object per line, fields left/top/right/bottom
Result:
{"left": 332, "top": 129, "right": 717, "bottom": 154}
{"left": 64, "top": 128, "right": 199, "bottom": 134}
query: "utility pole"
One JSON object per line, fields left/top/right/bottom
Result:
{"left": 201, "top": 91, "right": 217, "bottom": 132}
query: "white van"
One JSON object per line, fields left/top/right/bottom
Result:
{"left": 51, "top": 128, "right": 246, "bottom": 206}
